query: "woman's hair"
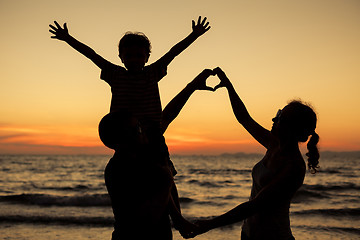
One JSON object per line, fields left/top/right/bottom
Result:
{"left": 286, "top": 100, "right": 320, "bottom": 173}
{"left": 306, "top": 132, "right": 320, "bottom": 173}
{"left": 118, "top": 32, "right": 151, "bottom": 57}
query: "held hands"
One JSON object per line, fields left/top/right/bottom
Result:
{"left": 180, "top": 219, "right": 214, "bottom": 239}
{"left": 192, "top": 16, "right": 211, "bottom": 37}
{"left": 175, "top": 218, "right": 200, "bottom": 239}
{"left": 49, "top": 21, "right": 70, "bottom": 41}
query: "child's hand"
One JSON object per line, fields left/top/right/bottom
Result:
{"left": 192, "top": 16, "right": 211, "bottom": 37}
{"left": 189, "top": 69, "right": 216, "bottom": 91}
{"left": 213, "top": 67, "right": 232, "bottom": 90}
{"left": 49, "top": 21, "right": 70, "bottom": 41}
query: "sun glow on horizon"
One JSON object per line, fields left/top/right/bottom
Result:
{"left": 0, "top": 121, "right": 358, "bottom": 155}
{"left": 1, "top": 0, "right": 360, "bottom": 155}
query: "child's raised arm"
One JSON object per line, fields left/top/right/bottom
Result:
{"left": 156, "top": 16, "right": 210, "bottom": 67}
{"left": 49, "top": 21, "right": 112, "bottom": 69}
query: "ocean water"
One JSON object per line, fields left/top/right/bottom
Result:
{"left": 0, "top": 152, "right": 359, "bottom": 240}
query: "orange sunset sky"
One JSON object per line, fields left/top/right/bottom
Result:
{"left": 1, "top": 0, "right": 359, "bottom": 155}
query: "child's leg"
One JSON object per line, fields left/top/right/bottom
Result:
{"left": 171, "top": 177, "right": 181, "bottom": 212}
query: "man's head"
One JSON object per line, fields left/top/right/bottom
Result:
{"left": 98, "top": 110, "right": 145, "bottom": 150}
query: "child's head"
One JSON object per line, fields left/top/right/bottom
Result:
{"left": 118, "top": 32, "right": 151, "bottom": 72}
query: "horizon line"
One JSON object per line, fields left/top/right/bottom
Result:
{"left": 1, "top": 150, "right": 359, "bottom": 156}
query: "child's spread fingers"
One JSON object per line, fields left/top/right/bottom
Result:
{"left": 201, "top": 17, "right": 207, "bottom": 25}
{"left": 54, "top": 21, "right": 61, "bottom": 28}
{"left": 49, "top": 24, "right": 57, "bottom": 31}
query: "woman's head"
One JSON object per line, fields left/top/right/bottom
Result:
{"left": 274, "top": 100, "right": 320, "bottom": 173}
{"left": 275, "top": 100, "right": 317, "bottom": 142}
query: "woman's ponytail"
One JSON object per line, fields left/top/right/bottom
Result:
{"left": 306, "top": 132, "right": 320, "bottom": 173}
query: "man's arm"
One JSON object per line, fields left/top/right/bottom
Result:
{"left": 49, "top": 21, "right": 112, "bottom": 69}
{"left": 156, "top": 16, "right": 210, "bottom": 67}
{"left": 161, "top": 69, "right": 214, "bottom": 133}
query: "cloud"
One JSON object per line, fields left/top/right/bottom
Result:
{"left": 0, "top": 123, "right": 104, "bottom": 154}
{"left": 0, "top": 142, "right": 111, "bottom": 155}
{"left": 0, "top": 133, "right": 29, "bottom": 141}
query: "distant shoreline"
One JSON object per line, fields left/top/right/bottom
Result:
{"left": 1, "top": 150, "right": 359, "bottom": 157}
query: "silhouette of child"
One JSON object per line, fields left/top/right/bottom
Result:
{"left": 49, "top": 17, "right": 210, "bottom": 130}
{"left": 49, "top": 16, "right": 210, "bottom": 164}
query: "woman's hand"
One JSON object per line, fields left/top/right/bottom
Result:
{"left": 213, "top": 67, "right": 232, "bottom": 90}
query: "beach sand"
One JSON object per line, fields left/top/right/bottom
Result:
{"left": 2, "top": 223, "right": 357, "bottom": 240}
{"left": 0, "top": 223, "right": 239, "bottom": 240}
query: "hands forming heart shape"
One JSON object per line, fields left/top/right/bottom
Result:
{"left": 191, "top": 67, "right": 231, "bottom": 92}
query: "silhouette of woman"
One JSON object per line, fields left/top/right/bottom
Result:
{"left": 186, "top": 67, "right": 320, "bottom": 240}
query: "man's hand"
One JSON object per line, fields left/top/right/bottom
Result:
{"left": 49, "top": 21, "right": 70, "bottom": 41}
{"left": 192, "top": 16, "right": 211, "bottom": 37}
{"left": 189, "top": 69, "right": 216, "bottom": 91}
